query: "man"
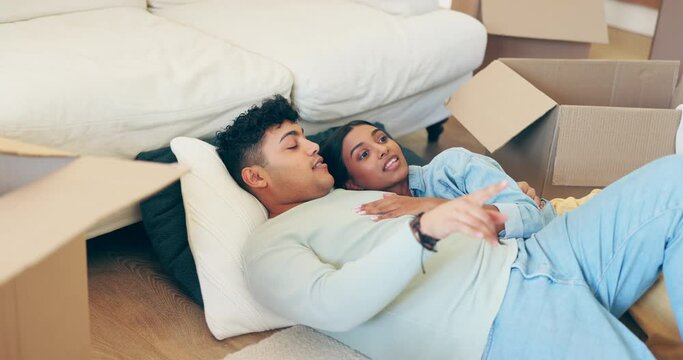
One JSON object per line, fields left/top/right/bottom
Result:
{"left": 216, "top": 96, "right": 682, "bottom": 359}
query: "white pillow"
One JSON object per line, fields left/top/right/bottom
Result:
{"left": 170, "top": 137, "right": 294, "bottom": 339}
{"left": 351, "top": 0, "right": 439, "bottom": 16}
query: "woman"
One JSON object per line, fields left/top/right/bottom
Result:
{"left": 320, "top": 120, "right": 598, "bottom": 239}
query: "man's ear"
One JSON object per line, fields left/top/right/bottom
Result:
{"left": 242, "top": 166, "right": 267, "bottom": 189}
{"left": 344, "top": 178, "right": 362, "bottom": 190}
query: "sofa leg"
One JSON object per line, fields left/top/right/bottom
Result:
{"left": 426, "top": 118, "right": 448, "bottom": 143}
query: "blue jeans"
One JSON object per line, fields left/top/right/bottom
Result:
{"left": 484, "top": 155, "right": 683, "bottom": 359}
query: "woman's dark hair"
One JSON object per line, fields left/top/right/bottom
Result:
{"left": 319, "top": 120, "right": 376, "bottom": 189}
{"left": 215, "top": 95, "right": 299, "bottom": 191}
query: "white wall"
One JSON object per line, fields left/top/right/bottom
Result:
{"left": 604, "top": 0, "right": 658, "bottom": 36}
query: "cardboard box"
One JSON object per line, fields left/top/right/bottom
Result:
{"left": 452, "top": 0, "right": 609, "bottom": 70}
{"left": 650, "top": 0, "right": 683, "bottom": 65}
{"left": 0, "top": 138, "right": 185, "bottom": 359}
{"left": 446, "top": 58, "right": 682, "bottom": 198}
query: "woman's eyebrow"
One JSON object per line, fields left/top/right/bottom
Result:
{"left": 350, "top": 142, "right": 365, "bottom": 157}
{"left": 349, "top": 128, "right": 382, "bottom": 156}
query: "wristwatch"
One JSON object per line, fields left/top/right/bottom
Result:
{"left": 409, "top": 212, "right": 439, "bottom": 252}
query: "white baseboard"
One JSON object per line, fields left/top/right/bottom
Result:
{"left": 605, "top": 0, "right": 658, "bottom": 37}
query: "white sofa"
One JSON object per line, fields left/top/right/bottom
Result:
{"left": 0, "top": 0, "right": 487, "bottom": 235}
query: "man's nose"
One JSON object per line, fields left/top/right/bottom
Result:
{"left": 306, "top": 139, "right": 319, "bottom": 155}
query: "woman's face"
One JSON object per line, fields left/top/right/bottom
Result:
{"left": 341, "top": 124, "right": 409, "bottom": 191}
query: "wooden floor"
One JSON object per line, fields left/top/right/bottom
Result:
{"left": 88, "top": 27, "right": 654, "bottom": 359}
{"left": 87, "top": 225, "right": 276, "bottom": 359}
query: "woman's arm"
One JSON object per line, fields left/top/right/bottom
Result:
{"left": 456, "top": 152, "right": 544, "bottom": 239}
{"left": 357, "top": 195, "right": 447, "bottom": 220}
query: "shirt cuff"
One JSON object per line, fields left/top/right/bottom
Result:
{"left": 492, "top": 202, "right": 523, "bottom": 239}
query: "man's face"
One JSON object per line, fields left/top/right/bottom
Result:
{"left": 258, "top": 121, "right": 334, "bottom": 202}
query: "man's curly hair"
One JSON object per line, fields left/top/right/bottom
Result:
{"left": 215, "top": 95, "right": 299, "bottom": 191}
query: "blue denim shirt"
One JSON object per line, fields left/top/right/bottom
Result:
{"left": 408, "top": 148, "right": 555, "bottom": 239}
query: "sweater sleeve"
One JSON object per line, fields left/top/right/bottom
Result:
{"left": 440, "top": 149, "right": 544, "bottom": 239}
{"left": 245, "top": 221, "right": 426, "bottom": 332}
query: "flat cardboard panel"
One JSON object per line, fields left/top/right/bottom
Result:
{"left": 609, "top": 61, "right": 679, "bottom": 108}
{"left": 0, "top": 157, "right": 185, "bottom": 285}
{"left": 492, "top": 107, "right": 561, "bottom": 195}
{"left": 482, "top": 37, "right": 589, "bottom": 71}
{"left": 15, "top": 236, "right": 89, "bottom": 359}
{"left": 672, "top": 72, "right": 683, "bottom": 108}
{"left": 0, "top": 155, "right": 75, "bottom": 195}
{"left": 650, "top": 0, "right": 683, "bottom": 65}
{"left": 451, "top": 0, "right": 479, "bottom": 17}
{"left": 0, "top": 137, "right": 74, "bottom": 157}
{"left": 552, "top": 106, "right": 680, "bottom": 186}
{"left": 481, "top": 0, "right": 607, "bottom": 43}
{"left": 500, "top": 59, "right": 679, "bottom": 108}
{"left": 0, "top": 280, "right": 20, "bottom": 360}
{"left": 446, "top": 60, "right": 557, "bottom": 152}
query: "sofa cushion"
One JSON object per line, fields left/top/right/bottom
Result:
{"left": 154, "top": 0, "right": 486, "bottom": 123}
{"left": 0, "top": 0, "right": 145, "bottom": 23}
{"left": 0, "top": 7, "right": 292, "bottom": 158}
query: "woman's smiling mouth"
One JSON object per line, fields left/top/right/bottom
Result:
{"left": 384, "top": 156, "right": 399, "bottom": 171}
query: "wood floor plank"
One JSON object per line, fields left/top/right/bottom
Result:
{"left": 87, "top": 226, "right": 274, "bottom": 359}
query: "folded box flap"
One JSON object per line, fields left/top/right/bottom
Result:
{"left": 482, "top": 0, "right": 608, "bottom": 44}
{"left": 0, "top": 155, "right": 77, "bottom": 196}
{"left": 0, "top": 137, "right": 75, "bottom": 157}
{"left": 673, "top": 72, "right": 683, "bottom": 108}
{"left": 499, "top": 59, "right": 680, "bottom": 109}
{"left": 446, "top": 60, "right": 557, "bottom": 152}
{"left": 0, "top": 157, "right": 186, "bottom": 285}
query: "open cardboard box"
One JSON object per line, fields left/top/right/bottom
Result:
{"left": 447, "top": 58, "right": 683, "bottom": 351}
{"left": 0, "top": 138, "right": 185, "bottom": 359}
{"left": 650, "top": 0, "right": 683, "bottom": 65}
{"left": 452, "top": 0, "right": 608, "bottom": 70}
{"left": 447, "top": 58, "right": 682, "bottom": 199}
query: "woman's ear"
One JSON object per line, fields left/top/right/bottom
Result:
{"left": 242, "top": 166, "right": 267, "bottom": 189}
{"left": 344, "top": 178, "right": 363, "bottom": 191}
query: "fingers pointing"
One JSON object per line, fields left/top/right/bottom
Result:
{"left": 468, "top": 180, "right": 508, "bottom": 205}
